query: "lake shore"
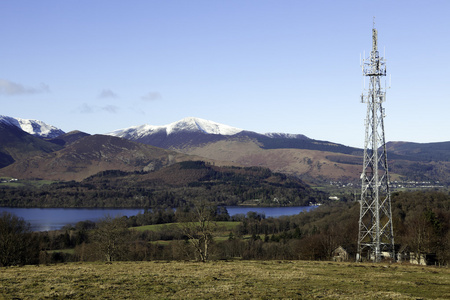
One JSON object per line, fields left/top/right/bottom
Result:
{"left": 0, "top": 206, "right": 315, "bottom": 231}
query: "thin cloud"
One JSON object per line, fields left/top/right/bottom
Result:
{"left": 98, "top": 89, "right": 118, "bottom": 99}
{"left": 101, "top": 105, "right": 119, "bottom": 113}
{"left": 77, "top": 103, "right": 119, "bottom": 114}
{"left": 78, "top": 103, "right": 95, "bottom": 114}
{"left": 0, "top": 79, "right": 50, "bottom": 96}
{"left": 141, "top": 92, "right": 162, "bottom": 101}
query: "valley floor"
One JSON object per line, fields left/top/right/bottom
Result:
{"left": 0, "top": 260, "right": 449, "bottom": 299}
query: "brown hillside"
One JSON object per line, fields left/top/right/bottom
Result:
{"left": 180, "top": 138, "right": 450, "bottom": 184}
{"left": 179, "top": 139, "right": 366, "bottom": 183}
{"left": 0, "top": 135, "right": 212, "bottom": 181}
{"left": 47, "top": 130, "right": 90, "bottom": 146}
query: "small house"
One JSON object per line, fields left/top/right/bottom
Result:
{"left": 409, "top": 252, "right": 437, "bottom": 266}
{"left": 397, "top": 245, "right": 437, "bottom": 265}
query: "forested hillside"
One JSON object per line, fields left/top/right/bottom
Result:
{"left": 0, "top": 161, "right": 328, "bottom": 208}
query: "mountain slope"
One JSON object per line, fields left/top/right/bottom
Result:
{"left": 386, "top": 141, "right": 450, "bottom": 162}
{"left": 0, "top": 121, "right": 63, "bottom": 168}
{"left": 108, "top": 117, "right": 246, "bottom": 150}
{"left": 0, "top": 115, "right": 65, "bottom": 138}
{"left": 109, "top": 117, "right": 243, "bottom": 138}
{"left": 178, "top": 138, "right": 363, "bottom": 182}
{"left": 0, "top": 134, "right": 205, "bottom": 181}
{"left": 107, "top": 117, "right": 450, "bottom": 184}
{"left": 106, "top": 117, "right": 368, "bottom": 183}
{"left": 48, "top": 130, "right": 91, "bottom": 146}
{"left": 108, "top": 117, "right": 361, "bottom": 154}
{"left": 2, "top": 115, "right": 448, "bottom": 185}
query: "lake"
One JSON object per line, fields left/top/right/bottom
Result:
{"left": 0, "top": 206, "right": 316, "bottom": 232}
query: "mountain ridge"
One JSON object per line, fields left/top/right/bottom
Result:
{"left": 105, "top": 117, "right": 450, "bottom": 184}
{"left": 108, "top": 117, "right": 244, "bottom": 139}
{"left": 2, "top": 114, "right": 448, "bottom": 148}
{"left": 0, "top": 121, "right": 63, "bottom": 168}
{"left": 1, "top": 115, "right": 449, "bottom": 184}
{"left": 107, "top": 118, "right": 360, "bottom": 154}
{"left": 0, "top": 115, "right": 65, "bottom": 138}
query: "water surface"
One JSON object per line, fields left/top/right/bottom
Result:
{"left": 0, "top": 206, "right": 315, "bottom": 231}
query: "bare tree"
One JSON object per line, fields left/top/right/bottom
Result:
{"left": 180, "top": 201, "right": 217, "bottom": 262}
{"left": 0, "top": 212, "right": 39, "bottom": 266}
{"left": 93, "top": 215, "right": 130, "bottom": 262}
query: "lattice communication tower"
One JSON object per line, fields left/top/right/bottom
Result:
{"left": 357, "top": 25, "right": 395, "bottom": 262}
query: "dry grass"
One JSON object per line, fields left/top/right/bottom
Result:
{"left": 132, "top": 221, "right": 240, "bottom": 232}
{"left": 0, "top": 260, "right": 449, "bottom": 299}
{"left": 184, "top": 140, "right": 363, "bottom": 181}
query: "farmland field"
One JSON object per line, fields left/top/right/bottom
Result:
{"left": 1, "top": 260, "right": 449, "bottom": 299}
{"left": 131, "top": 221, "right": 241, "bottom": 232}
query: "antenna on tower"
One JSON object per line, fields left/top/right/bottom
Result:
{"left": 357, "top": 23, "right": 395, "bottom": 263}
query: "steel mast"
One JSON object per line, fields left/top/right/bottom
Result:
{"left": 357, "top": 24, "right": 395, "bottom": 262}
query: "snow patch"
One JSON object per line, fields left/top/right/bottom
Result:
{"left": 0, "top": 115, "right": 64, "bottom": 138}
{"left": 264, "top": 132, "right": 309, "bottom": 140}
{"left": 108, "top": 117, "right": 243, "bottom": 138}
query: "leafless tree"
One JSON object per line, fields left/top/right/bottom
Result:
{"left": 93, "top": 215, "right": 130, "bottom": 262}
{"left": 0, "top": 212, "right": 39, "bottom": 266}
{"left": 180, "top": 201, "right": 217, "bottom": 262}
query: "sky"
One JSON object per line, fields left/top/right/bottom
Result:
{"left": 0, "top": 1, "right": 449, "bottom": 148}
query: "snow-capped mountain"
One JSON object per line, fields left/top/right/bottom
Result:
{"left": 108, "top": 117, "right": 244, "bottom": 139}
{"left": 106, "top": 117, "right": 316, "bottom": 151}
{"left": 264, "top": 132, "right": 309, "bottom": 139}
{"left": 0, "top": 115, "right": 65, "bottom": 138}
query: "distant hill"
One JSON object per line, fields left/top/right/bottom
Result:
{"left": 107, "top": 117, "right": 450, "bottom": 185}
{"left": 0, "top": 134, "right": 205, "bottom": 181}
{"left": 107, "top": 117, "right": 359, "bottom": 154}
{"left": 105, "top": 117, "right": 366, "bottom": 183}
{"left": 0, "top": 161, "right": 328, "bottom": 207}
{"left": 1, "top": 115, "right": 449, "bottom": 185}
{"left": 48, "top": 130, "right": 91, "bottom": 146}
{"left": 386, "top": 141, "right": 450, "bottom": 162}
{"left": 108, "top": 117, "right": 245, "bottom": 150}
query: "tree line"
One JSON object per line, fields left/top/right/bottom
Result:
{"left": 1, "top": 190, "right": 449, "bottom": 267}
{"left": 0, "top": 162, "right": 328, "bottom": 208}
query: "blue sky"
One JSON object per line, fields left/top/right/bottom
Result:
{"left": 1, "top": 1, "right": 449, "bottom": 147}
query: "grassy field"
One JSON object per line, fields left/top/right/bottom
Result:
{"left": 131, "top": 221, "right": 241, "bottom": 232}
{"left": 0, "top": 260, "right": 449, "bottom": 299}
{"left": 132, "top": 221, "right": 241, "bottom": 244}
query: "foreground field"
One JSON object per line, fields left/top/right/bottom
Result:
{"left": 1, "top": 260, "right": 449, "bottom": 299}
